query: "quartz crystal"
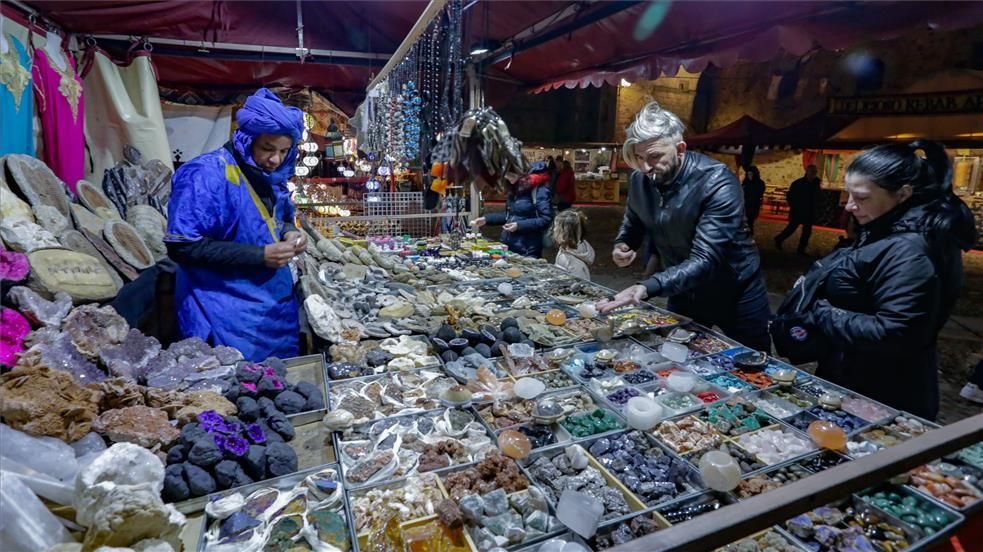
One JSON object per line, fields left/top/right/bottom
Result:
{"left": 735, "top": 428, "right": 815, "bottom": 465}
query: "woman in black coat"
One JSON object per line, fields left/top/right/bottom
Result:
{"left": 780, "top": 141, "right": 976, "bottom": 420}
{"left": 473, "top": 169, "right": 554, "bottom": 258}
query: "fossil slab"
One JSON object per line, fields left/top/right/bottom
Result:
{"left": 80, "top": 227, "right": 139, "bottom": 281}
{"left": 104, "top": 220, "right": 154, "bottom": 270}
{"left": 77, "top": 179, "right": 122, "bottom": 220}
{"left": 3, "top": 154, "right": 72, "bottom": 234}
{"left": 26, "top": 248, "right": 121, "bottom": 302}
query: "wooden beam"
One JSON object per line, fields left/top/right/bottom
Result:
{"left": 611, "top": 412, "right": 983, "bottom": 552}
{"left": 366, "top": 0, "right": 449, "bottom": 92}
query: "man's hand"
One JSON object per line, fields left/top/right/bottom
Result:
{"left": 596, "top": 284, "right": 648, "bottom": 314}
{"left": 471, "top": 217, "right": 487, "bottom": 229}
{"left": 503, "top": 222, "right": 518, "bottom": 232}
{"left": 283, "top": 231, "right": 307, "bottom": 254}
{"left": 264, "top": 241, "right": 296, "bottom": 268}
{"left": 612, "top": 243, "right": 637, "bottom": 267}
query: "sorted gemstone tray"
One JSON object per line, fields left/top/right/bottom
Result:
{"left": 194, "top": 464, "right": 355, "bottom": 552}
{"left": 328, "top": 368, "right": 453, "bottom": 422}
{"left": 855, "top": 484, "right": 965, "bottom": 550}
{"left": 787, "top": 406, "right": 869, "bottom": 436}
{"left": 232, "top": 354, "right": 330, "bottom": 427}
{"left": 592, "top": 511, "right": 670, "bottom": 550}
{"left": 730, "top": 425, "right": 817, "bottom": 467}
{"left": 583, "top": 430, "right": 704, "bottom": 508}
{"left": 717, "top": 527, "right": 809, "bottom": 551}
{"left": 656, "top": 490, "right": 738, "bottom": 525}
{"left": 336, "top": 407, "right": 497, "bottom": 489}
{"left": 906, "top": 462, "right": 983, "bottom": 512}
{"left": 346, "top": 472, "right": 478, "bottom": 552}
{"left": 521, "top": 444, "right": 650, "bottom": 528}
{"left": 633, "top": 324, "right": 739, "bottom": 359}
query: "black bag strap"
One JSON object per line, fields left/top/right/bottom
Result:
{"left": 777, "top": 248, "right": 851, "bottom": 315}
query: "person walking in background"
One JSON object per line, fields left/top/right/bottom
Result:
{"left": 775, "top": 164, "right": 821, "bottom": 255}
{"left": 960, "top": 353, "right": 983, "bottom": 404}
{"left": 552, "top": 209, "right": 594, "bottom": 280}
{"left": 556, "top": 160, "right": 576, "bottom": 211}
{"left": 546, "top": 155, "right": 558, "bottom": 197}
{"left": 742, "top": 166, "right": 766, "bottom": 233}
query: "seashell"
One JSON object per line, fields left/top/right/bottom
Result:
{"left": 323, "top": 409, "right": 355, "bottom": 431}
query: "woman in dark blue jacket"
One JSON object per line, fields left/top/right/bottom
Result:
{"left": 474, "top": 170, "right": 554, "bottom": 257}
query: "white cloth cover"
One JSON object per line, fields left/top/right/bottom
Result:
{"left": 83, "top": 51, "right": 172, "bottom": 183}
{"left": 161, "top": 102, "right": 233, "bottom": 162}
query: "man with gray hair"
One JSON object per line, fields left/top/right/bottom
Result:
{"left": 597, "top": 102, "right": 771, "bottom": 351}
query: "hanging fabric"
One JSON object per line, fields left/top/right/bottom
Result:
{"left": 32, "top": 44, "right": 84, "bottom": 193}
{"left": 81, "top": 48, "right": 172, "bottom": 185}
{"left": 0, "top": 34, "right": 34, "bottom": 156}
{"left": 161, "top": 101, "right": 233, "bottom": 163}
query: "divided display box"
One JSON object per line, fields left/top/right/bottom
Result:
{"left": 336, "top": 407, "right": 496, "bottom": 489}
{"left": 347, "top": 472, "right": 476, "bottom": 552}
{"left": 194, "top": 464, "right": 355, "bottom": 552}
{"left": 234, "top": 353, "right": 330, "bottom": 426}
{"left": 327, "top": 367, "right": 454, "bottom": 422}
{"left": 632, "top": 323, "right": 739, "bottom": 359}
{"left": 905, "top": 461, "right": 983, "bottom": 513}
{"left": 325, "top": 336, "right": 441, "bottom": 382}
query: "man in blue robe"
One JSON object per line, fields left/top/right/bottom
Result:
{"left": 165, "top": 88, "right": 307, "bottom": 361}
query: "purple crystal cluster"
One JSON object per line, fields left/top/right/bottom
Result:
{"left": 162, "top": 409, "right": 298, "bottom": 502}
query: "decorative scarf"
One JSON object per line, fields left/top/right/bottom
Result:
{"left": 231, "top": 88, "right": 304, "bottom": 189}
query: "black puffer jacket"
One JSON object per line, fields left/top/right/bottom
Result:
{"left": 615, "top": 151, "right": 761, "bottom": 304}
{"left": 806, "top": 195, "right": 976, "bottom": 420}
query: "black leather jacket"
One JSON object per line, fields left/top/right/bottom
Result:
{"left": 615, "top": 151, "right": 761, "bottom": 299}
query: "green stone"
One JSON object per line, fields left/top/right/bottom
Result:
{"left": 307, "top": 509, "right": 350, "bottom": 552}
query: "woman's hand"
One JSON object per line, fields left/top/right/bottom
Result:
{"left": 471, "top": 217, "right": 487, "bottom": 229}
{"left": 503, "top": 222, "right": 518, "bottom": 232}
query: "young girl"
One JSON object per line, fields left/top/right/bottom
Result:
{"left": 552, "top": 209, "right": 595, "bottom": 280}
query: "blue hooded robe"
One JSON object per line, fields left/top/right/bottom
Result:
{"left": 166, "top": 88, "right": 303, "bottom": 361}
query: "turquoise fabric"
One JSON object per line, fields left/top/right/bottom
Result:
{"left": 0, "top": 35, "right": 34, "bottom": 156}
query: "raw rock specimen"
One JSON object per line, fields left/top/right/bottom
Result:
{"left": 93, "top": 405, "right": 181, "bottom": 449}
{"left": 62, "top": 304, "right": 130, "bottom": 358}
{"left": 442, "top": 451, "right": 529, "bottom": 500}
{"left": 0, "top": 364, "right": 102, "bottom": 441}
{"left": 0, "top": 307, "right": 30, "bottom": 366}
{"left": 98, "top": 329, "right": 162, "bottom": 381}
{"left": 73, "top": 443, "right": 185, "bottom": 550}
{"left": 21, "top": 331, "right": 107, "bottom": 384}
{"left": 6, "top": 287, "right": 72, "bottom": 328}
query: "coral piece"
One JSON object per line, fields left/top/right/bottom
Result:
{"left": 0, "top": 307, "right": 30, "bottom": 366}
{"left": 0, "top": 364, "right": 102, "bottom": 441}
{"left": 93, "top": 405, "right": 180, "bottom": 449}
{"left": 98, "top": 329, "right": 162, "bottom": 381}
{"left": 6, "top": 287, "right": 72, "bottom": 328}
{"left": 62, "top": 304, "right": 130, "bottom": 358}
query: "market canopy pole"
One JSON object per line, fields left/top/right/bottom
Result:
{"left": 366, "top": 0, "right": 449, "bottom": 92}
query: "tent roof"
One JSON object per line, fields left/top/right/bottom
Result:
{"left": 686, "top": 112, "right": 858, "bottom": 149}
{"left": 469, "top": 1, "right": 983, "bottom": 93}
{"left": 20, "top": 0, "right": 429, "bottom": 113}
{"left": 18, "top": 1, "right": 983, "bottom": 111}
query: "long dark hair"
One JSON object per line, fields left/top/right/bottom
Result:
{"left": 847, "top": 140, "right": 976, "bottom": 248}
{"left": 845, "top": 140, "right": 949, "bottom": 202}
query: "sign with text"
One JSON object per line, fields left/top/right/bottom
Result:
{"left": 828, "top": 90, "right": 983, "bottom": 115}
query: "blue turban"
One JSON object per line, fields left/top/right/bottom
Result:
{"left": 232, "top": 88, "right": 305, "bottom": 187}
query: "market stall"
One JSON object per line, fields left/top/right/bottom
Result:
{"left": 4, "top": 2, "right": 983, "bottom": 552}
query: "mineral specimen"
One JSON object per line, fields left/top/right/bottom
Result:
{"left": 98, "top": 329, "right": 162, "bottom": 381}
{"left": 7, "top": 287, "right": 72, "bottom": 328}
{"left": 62, "top": 304, "right": 130, "bottom": 358}
{"left": 93, "top": 405, "right": 181, "bottom": 449}
{"left": 0, "top": 364, "right": 102, "bottom": 441}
